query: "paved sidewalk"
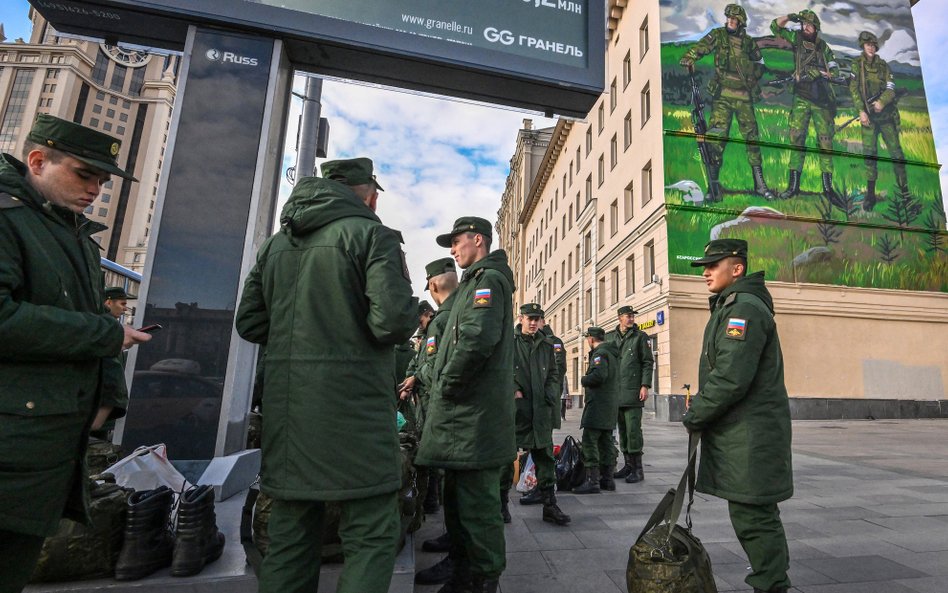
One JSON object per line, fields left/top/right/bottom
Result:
{"left": 414, "top": 411, "right": 948, "bottom": 593}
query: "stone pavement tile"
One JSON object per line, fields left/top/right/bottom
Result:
{"left": 788, "top": 540, "right": 837, "bottom": 560}
{"left": 605, "top": 568, "right": 627, "bottom": 590}
{"left": 523, "top": 515, "right": 611, "bottom": 533}
{"left": 711, "top": 561, "right": 754, "bottom": 590}
{"left": 781, "top": 522, "right": 833, "bottom": 540}
{"left": 862, "top": 502, "right": 948, "bottom": 517}
{"left": 567, "top": 493, "right": 665, "bottom": 507}
{"left": 787, "top": 563, "right": 839, "bottom": 587}
{"left": 792, "top": 506, "right": 887, "bottom": 521}
{"left": 886, "top": 550, "right": 948, "bottom": 576}
{"left": 503, "top": 528, "right": 542, "bottom": 552}
{"left": 796, "top": 555, "right": 927, "bottom": 583}
{"left": 504, "top": 550, "right": 552, "bottom": 576}
{"left": 532, "top": 530, "right": 587, "bottom": 550}
{"left": 853, "top": 494, "right": 929, "bottom": 506}
{"left": 572, "top": 528, "right": 638, "bottom": 550}
{"left": 804, "top": 518, "right": 896, "bottom": 537}
{"left": 701, "top": 541, "right": 748, "bottom": 565}
{"left": 499, "top": 570, "right": 623, "bottom": 593}
{"left": 879, "top": 531, "right": 948, "bottom": 553}
{"left": 541, "top": 546, "right": 629, "bottom": 573}
{"left": 796, "top": 581, "right": 919, "bottom": 593}
{"left": 864, "top": 516, "right": 948, "bottom": 533}
{"left": 796, "top": 535, "right": 913, "bottom": 557}
{"left": 897, "top": 576, "right": 948, "bottom": 593}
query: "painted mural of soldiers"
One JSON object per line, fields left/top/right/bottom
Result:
{"left": 849, "top": 31, "right": 909, "bottom": 211}
{"left": 771, "top": 10, "right": 841, "bottom": 201}
{"left": 679, "top": 4, "right": 775, "bottom": 200}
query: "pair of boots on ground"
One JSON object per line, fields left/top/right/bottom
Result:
{"left": 575, "top": 452, "right": 644, "bottom": 494}
{"left": 416, "top": 532, "right": 497, "bottom": 592}
{"left": 114, "top": 484, "right": 225, "bottom": 580}
{"left": 501, "top": 486, "right": 570, "bottom": 526}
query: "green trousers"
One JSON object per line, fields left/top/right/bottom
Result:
{"left": 258, "top": 491, "right": 400, "bottom": 593}
{"left": 861, "top": 115, "right": 906, "bottom": 184}
{"left": 617, "top": 407, "right": 643, "bottom": 455}
{"left": 581, "top": 428, "right": 617, "bottom": 468}
{"left": 788, "top": 95, "right": 835, "bottom": 173}
{"left": 728, "top": 500, "right": 791, "bottom": 591}
{"left": 501, "top": 446, "right": 555, "bottom": 491}
{"left": 0, "top": 529, "right": 46, "bottom": 593}
{"left": 444, "top": 467, "right": 506, "bottom": 579}
{"left": 708, "top": 94, "right": 762, "bottom": 167}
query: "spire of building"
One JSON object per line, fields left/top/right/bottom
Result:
{"left": 0, "top": 23, "right": 7, "bottom": 43}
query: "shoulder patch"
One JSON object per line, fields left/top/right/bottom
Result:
{"left": 725, "top": 318, "right": 747, "bottom": 340}
{"left": 553, "top": 342, "right": 563, "bottom": 352}
{"left": 473, "top": 287, "right": 492, "bottom": 308}
{"left": 426, "top": 335, "right": 437, "bottom": 355}
{"left": 593, "top": 355, "right": 602, "bottom": 365}
{"left": 0, "top": 193, "right": 25, "bottom": 209}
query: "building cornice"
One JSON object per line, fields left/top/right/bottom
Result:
{"left": 607, "top": 0, "right": 629, "bottom": 40}
{"left": 519, "top": 118, "right": 573, "bottom": 225}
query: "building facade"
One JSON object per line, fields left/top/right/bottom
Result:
{"left": 0, "top": 8, "right": 178, "bottom": 272}
{"left": 497, "top": 0, "right": 947, "bottom": 417}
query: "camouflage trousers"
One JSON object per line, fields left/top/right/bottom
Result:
{"left": 860, "top": 114, "right": 907, "bottom": 184}
{"left": 617, "top": 407, "right": 644, "bottom": 455}
{"left": 787, "top": 95, "right": 835, "bottom": 173}
{"left": 707, "top": 94, "right": 763, "bottom": 167}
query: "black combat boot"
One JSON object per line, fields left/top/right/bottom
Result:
{"left": 780, "top": 170, "right": 801, "bottom": 199}
{"left": 863, "top": 180, "right": 877, "bottom": 211}
{"left": 415, "top": 555, "right": 455, "bottom": 585}
{"left": 500, "top": 488, "right": 511, "bottom": 524}
{"left": 626, "top": 453, "right": 644, "bottom": 483}
{"left": 519, "top": 485, "right": 543, "bottom": 506}
{"left": 541, "top": 488, "right": 571, "bottom": 525}
{"left": 573, "top": 468, "right": 601, "bottom": 494}
{"left": 599, "top": 465, "right": 616, "bottom": 491}
{"left": 114, "top": 486, "right": 175, "bottom": 581}
{"left": 470, "top": 575, "right": 500, "bottom": 593}
{"left": 437, "top": 564, "right": 472, "bottom": 593}
{"left": 614, "top": 453, "right": 633, "bottom": 480}
{"left": 424, "top": 472, "right": 441, "bottom": 514}
{"left": 170, "top": 484, "right": 225, "bottom": 576}
{"left": 423, "top": 531, "right": 451, "bottom": 553}
{"left": 822, "top": 172, "right": 843, "bottom": 208}
{"left": 752, "top": 166, "right": 776, "bottom": 200}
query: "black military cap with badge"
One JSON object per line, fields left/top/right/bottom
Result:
{"left": 583, "top": 326, "right": 606, "bottom": 340}
{"left": 435, "top": 216, "right": 493, "bottom": 247}
{"left": 617, "top": 305, "right": 637, "bottom": 316}
{"left": 519, "top": 303, "right": 544, "bottom": 318}
{"left": 105, "top": 286, "right": 137, "bottom": 300}
{"left": 28, "top": 114, "right": 138, "bottom": 181}
{"left": 690, "top": 238, "right": 748, "bottom": 267}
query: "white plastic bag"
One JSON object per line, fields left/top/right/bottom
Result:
{"left": 103, "top": 444, "right": 192, "bottom": 493}
{"left": 516, "top": 453, "right": 537, "bottom": 493}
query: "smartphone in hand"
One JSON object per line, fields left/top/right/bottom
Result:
{"left": 138, "top": 324, "right": 163, "bottom": 333}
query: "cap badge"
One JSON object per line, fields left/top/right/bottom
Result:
{"left": 110, "top": 142, "right": 120, "bottom": 156}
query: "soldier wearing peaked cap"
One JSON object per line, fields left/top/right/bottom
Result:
{"left": 236, "top": 156, "right": 418, "bottom": 593}
{"left": 0, "top": 114, "right": 151, "bottom": 590}
{"left": 684, "top": 239, "right": 792, "bottom": 593}
{"left": 574, "top": 327, "right": 621, "bottom": 494}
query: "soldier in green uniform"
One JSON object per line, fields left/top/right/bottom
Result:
{"left": 849, "top": 31, "right": 909, "bottom": 211}
{"left": 606, "top": 306, "right": 654, "bottom": 484}
{"left": 679, "top": 4, "right": 775, "bottom": 200}
{"left": 104, "top": 286, "right": 135, "bottom": 320}
{"left": 500, "top": 304, "right": 570, "bottom": 526}
{"left": 236, "top": 158, "right": 418, "bottom": 593}
{"left": 0, "top": 114, "right": 150, "bottom": 592}
{"left": 539, "top": 318, "right": 567, "bottom": 430}
{"left": 416, "top": 217, "right": 516, "bottom": 593}
{"left": 771, "top": 10, "right": 841, "bottom": 201}
{"left": 574, "top": 327, "right": 621, "bottom": 495}
{"left": 683, "top": 239, "right": 793, "bottom": 593}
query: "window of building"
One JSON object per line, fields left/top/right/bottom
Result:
{"left": 609, "top": 78, "right": 617, "bottom": 112}
{"left": 585, "top": 127, "right": 592, "bottom": 155}
{"left": 584, "top": 232, "right": 592, "bottom": 263}
{"left": 610, "top": 134, "right": 618, "bottom": 170}
{"left": 597, "top": 216, "right": 605, "bottom": 248}
{"left": 568, "top": 204, "right": 573, "bottom": 227}
{"left": 562, "top": 215, "right": 566, "bottom": 238}
{"left": 91, "top": 50, "right": 109, "bottom": 85}
{"left": 644, "top": 240, "right": 655, "bottom": 284}
{"left": 568, "top": 303, "right": 573, "bottom": 328}
{"left": 90, "top": 117, "right": 99, "bottom": 127}
{"left": 641, "top": 82, "right": 651, "bottom": 126}
{"left": 623, "top": 50, "right": 632, "bottom": 88}
{"left": 117, "top": 125, "right": 125, "bottom": 135}
{"left": 106, "top": 108, "right": 115, "bottom": 118}
{"left": 597, "top": 102, "right": 604, "bottom": 134}
{"left": 103, "top": 122, "right": 112, "bottom": 132}
{"left": 119, "top": 112, "right": 128, "bottom": 122}
{"left": 624, "top": 181, "right": 634, "bottom": 222}
{"left": 110, "top": 64, "right": 127, "bottom": 92}
{"left": 123, "top": 100, "right": 131, "bottom": 109}
{"left": 585, "top": 175, "right": 592, "bottom": 203}
{"left": 568, "top": 251, "right": 573, "bottom": 277}
{"left": 640, "top": 16, "right": 650, "bottom": 59}
{"left": 561, "top": 261, "right": 565, "bottom": 286}
{"left": 92, "top": 104, "right": 102, "bottom": 114}
{"left": 95, "top": 91, "right": 105, "bottom": 100}
{"left": 129, "top": 67, "right": 146, "bottom": 96}
{"left": 585, "top": 288, "right": 592, "bottom": 319}
{"left": 624, "top": 110, "right": 632, "bottom": 150}
{"left": 576, "top": 191, "right": 581, "bottom": 216}
{"left": 625, "top": 255, "right": 636, "bottom": 295}
{"left": 576, "top": 146, "right": 581, "bottom": 172}
{"left": 611, "top": 267, "right": 619, "bottom": 304}
{"left": 597, "top": 155, "right": 604, "bottom": 187}
{"left": 562, "top": 173, "right": 566, "bottom": 196}
{"left": 98, "top": 207, "right": 108, "bottom": 217}
{"left": 598, "top": 277, "right": 606, "bottom": 311}
{"left": 569, "top": 161, "right": 573, "bottom": 186}
{"left": 0, "top": 69, "right": 36, "bottom": 153}
{"left": 84, "top": 205, "right": 93, "bottom": 214}
{"left": 101, "top": 193, "right": 111, "bottom": 203}
{"left": 610, "top": 200, "right": 618, "bottom": 236}
{"left": 642, "top": 161, "right": 652, "bottom": 206}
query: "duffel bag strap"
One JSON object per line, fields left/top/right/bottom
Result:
{"left": 663, "top": 432, "right": 700, "bottom": 541}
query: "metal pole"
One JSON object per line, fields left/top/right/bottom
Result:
{"left": 296, "top": 75, "right": 323, "bottom": 178}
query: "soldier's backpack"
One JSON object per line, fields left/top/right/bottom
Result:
{"left": 626, "top": 434, "right": 717, "bottom": 593}
{"left": 30, "top": 478, "right": 134, "bottom": 582}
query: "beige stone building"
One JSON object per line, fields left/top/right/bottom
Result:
{"left": 497, "top": 0, "right": 947, "bottom": 418}
{"left": 0, "top": 9, "right": 177, "bottom": 273}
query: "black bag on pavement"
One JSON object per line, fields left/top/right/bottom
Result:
{"left": 626, "top": 433, "right": 717, "bottom": 593}
{"left": 554, "top": 435, "right": 585, "bottom": 491}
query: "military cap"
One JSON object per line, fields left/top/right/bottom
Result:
{"left": 27, "top": 114, "right": 137, "bottom": 180}
{"left": 690, "top": 238, "right": 748, "bottom": 267}
{"left": 418, "top": 300, "right": 434, "bottom": 316}
{"left": 423, "top": 257, "right": 456, "bottom": 291}
{"left": 519, "top": 303, "right": 544, "bottom": 318}
{"left": 724, "top": 4, "right": 747, "bottom": 26}
{"left": 858, "top": 31, "right": 879, "bottom": 49}
{"left": 617, "top": 305, "right": 637, "bottom": 316}
{"left": 320, "top": 157, "right": 384, "bottom": 191}
{"left": 104, "top": 286, "right": 136, "bottom": 300}
{"left": 436, "top": 216, "right": 493, "bottom": 248}
{"left": 797, "top": 9, "right": 820, "bottom": 31}
{"left": 583, "top": 326, "right": 606, "bottom": 340}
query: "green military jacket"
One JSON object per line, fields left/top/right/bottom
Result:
{"left": 394, "top": 341, "right": 415, "bottom": 389}
{"left": 405, "top": 291, "right": 457, "bottom": 435}
{"left": 540, "top": 325, "right": 567, "bottom": 429}
{"left": 684, "top": 26, "right": 764, "bottom": 100}
{"left": 236, "top": 176, "right": 417, "bottom": 501}
{"left": 0, "top": 154, "right": 126, "bottom": 536}
{"left": 415, "top": 250, "right": 516, "bottom": 470}
{"left": 682, "top": 272, "right": 793, "bottom": 505}
{"left": 771, "top": 20, "right": 839, "bottom": 107}
{"left": 513, "top": 326, "right": 558, "bottom": 449}
{"left": 579, "top": 341, "right": 620, "bottom": 430}
{"left": 606, "top": 324, "right": 655, "bottom": 408}
{"left": 849, "top": 54, "right": 898, "bottom": 118}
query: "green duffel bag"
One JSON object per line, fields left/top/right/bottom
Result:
{"left": 30, "top": 479, "right": 133, "bottom": 582}
{"left": 627, "top": 434, "right": 716, "bottom": 593}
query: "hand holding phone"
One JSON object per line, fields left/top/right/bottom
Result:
{"left": 138, "top": 324, "right": 163, "bottom": 333}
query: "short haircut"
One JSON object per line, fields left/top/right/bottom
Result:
{"left": 22, "top": 140, "right": 65, "bottom": 164}
{"left": 724, "top": 256, "right": 748, "bottom": 276}
{"left": 465, "top": 231, "right": 492, "bottom": 250}
{"left": 350, "top": 181, "right": 378, "bottom": 201}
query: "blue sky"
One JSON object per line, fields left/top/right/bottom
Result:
{"left": 1, "top": 1, "right": 946, "bottom": 283}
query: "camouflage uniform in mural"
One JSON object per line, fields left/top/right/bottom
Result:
{"left": 849, "top": 31, "right": 908, "bottom": 211}
{"left": 680, "top": 4, "right": 775, "bottom": 200}
{"left": 771, "top": 10, "right": 840, "bottom": 200}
